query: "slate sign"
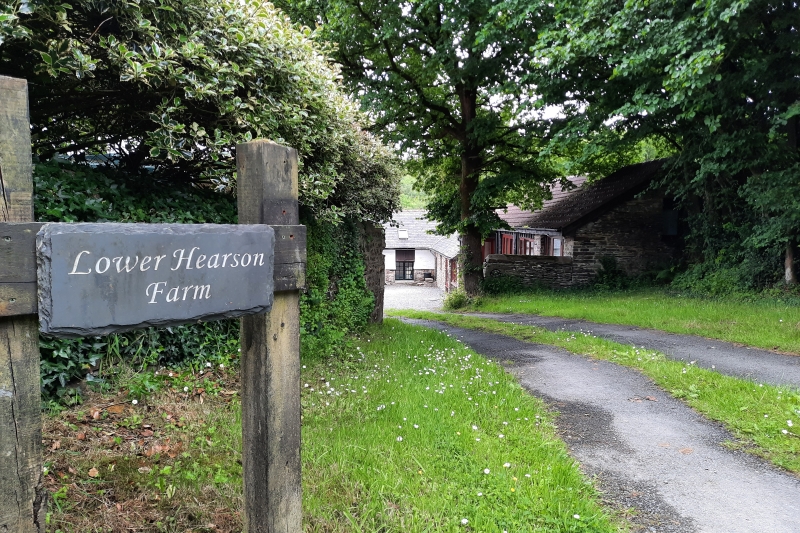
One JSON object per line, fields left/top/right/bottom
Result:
{"left": 37, "top": 223, "right": 275, "bottom": 337}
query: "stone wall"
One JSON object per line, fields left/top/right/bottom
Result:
{"left": 384, "top": 269, "right": 434, "bottom": 284}
{"left": 483, "top": 254, "right": 574, "bottom": 289}
{"left": 570, "top": 192, "right": 675, "bottom": 285}
{"left": 358, "top": 223, "right": 385, "bottom": 323}
{"left": 434, "top": 254, "right": 444, "bottom": 290}
{"left": 414, "top": 269, "right": 434, "bottom": 283}
{"left": 434, "top": 252, "right": 457, "bottom": 292}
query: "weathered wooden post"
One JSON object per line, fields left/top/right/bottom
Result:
{"left": 0, "top": 76, "right": 46, "bottom": 531}
{"left": 237, "top": 141, "right": 304, "bottom": 532}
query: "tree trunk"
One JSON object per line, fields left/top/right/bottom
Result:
{"left": 459, "top": 166, "right": 482, "bottom": 296}
{"left": 786, "top": 118, "right": 798, "bottom": 286}
{"left": 786, "top": 238, "right": 797, "bottom": 286}
{"left": 457, "top": 87, "right": 483, "bottom": 296}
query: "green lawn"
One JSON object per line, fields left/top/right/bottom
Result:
{"left": 44, "top": 320, "right": 623, "bottom": 532}
{"left": 469, "top": 289, "right": 800, "bottom": 354}
{"left": 302, "top": 319, "right": 621, "bottom": 532}
{"left": 392, "top": 311, "right": 800, "bottom": 475}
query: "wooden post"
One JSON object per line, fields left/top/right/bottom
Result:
{"left": 236, "top": 141, "right": 302, "bottom": 532}
{"left": 0, "top": 76, "right": 46, "bottom": 532}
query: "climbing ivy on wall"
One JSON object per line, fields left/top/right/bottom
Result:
{"left": 299, "top": 218, "right": 374, "bottom": 358}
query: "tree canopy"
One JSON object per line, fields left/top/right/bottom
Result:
{"left": 535, "top": 0, "right": 800, "bottom": 285}
{"left": 279, "top": 0, "right": 564, "bottom": 293}
{"left": 0, "top": 0, "right": 400, "bottom": 223}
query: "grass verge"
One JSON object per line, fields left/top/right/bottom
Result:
{"left": 468, "top": 289, "right": 800, "bottom": 354}
{"left": 392, "top": 311, "right": 800, "bottom": 475}
{"left": 44, "top": 319, "right": 621, "bottom": 532}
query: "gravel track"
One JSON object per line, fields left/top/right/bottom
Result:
{"left": 384, "top": 283, "right": 444, "bottom": 311}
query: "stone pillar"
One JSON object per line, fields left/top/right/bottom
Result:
{"left": 359, "top": 222, "right": 385, "bottom": 323}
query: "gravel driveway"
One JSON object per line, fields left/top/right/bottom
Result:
{"left": 401, "top": 318, "right": 800, "bottom": 533}
{"left": 383, "top": 283, "right": 444, "bottom": 311}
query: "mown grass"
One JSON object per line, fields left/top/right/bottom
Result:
{"left": 44, "top": 320, "right": 622, "bottom": 532}
{"left": 393, "top": 311, "right": 800, "bottom": 475}
{"left": 468, "top": 289, "right": 800, "bottom": 354}
{"left": 301, "top": 319, "right": 619, "bottom": 532}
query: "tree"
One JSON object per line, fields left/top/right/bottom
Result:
{"left": 279, "top": 0, "right": 560, "bottom": 294}
{"left": 0, "top": 0, "right": 400, "bottom": 223}
{"left": 535, "top": 0, "right": 800, "bottom": 286}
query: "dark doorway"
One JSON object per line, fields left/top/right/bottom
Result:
{"left": 395, "top": 261, "right": 414, "bottom": 280}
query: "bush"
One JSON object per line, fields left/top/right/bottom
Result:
{"left": 2, "top": 0, "right": 400, "bottom": 223}
{"left": 671, "top": 247, "right": 783, "bottom": 296}
{"left": 443, "top": 290, "right": 470, "bottom": 310}
{"left": 34, "top": 161, "right": 242, "bottom": 400}
{"left": 592, "top": 256, "right": 630, "bottom": 291}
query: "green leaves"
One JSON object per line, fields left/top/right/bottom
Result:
{"left": 280, "top": 0, "right": 558, "bottom": 242}
{"left": 1, "top": 0, "right": 400, "bottom": 223}
{"left": 533, "top": 0, "right": 800, "bottom": 287}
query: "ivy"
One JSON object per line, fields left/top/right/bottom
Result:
{"left": 34, "top": 162, "right": 376, "bottom": 400}
{"left": 299, "top": 218, "right": 374, "bottom": 359}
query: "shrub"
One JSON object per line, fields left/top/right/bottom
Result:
{"left": 2, "top": 0, "right": 399, "bottom": 223}
{"left": 443, "top": 290, "right": 470, "bottom": 310}
{"left": 592, "top": 256, "right": 630, "bottom": 291}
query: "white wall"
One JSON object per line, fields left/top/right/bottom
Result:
{"left": 383, "top": 249, "right": 395, "bottom": 270}
{"left": 383, "top": 248, "right": 435, "bottom": 270}
{"left": 415, "top": 249, "right": 435, "bottom": 269}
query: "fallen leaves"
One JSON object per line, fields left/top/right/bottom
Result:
{"left": 106, "top": 404, "right": 126, "bottom": 415}
{"left": 42, "top": 377, "right": 243, "bottom": 532}
{"left": 143, "top": 443, "right": 177, "bottom": 458}
{"left": 628, "top": 396, "right": 658, "bottom": 403}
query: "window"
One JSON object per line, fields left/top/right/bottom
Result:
{"left": 398, "top": 228, "right": 409, "bottom": 239}
{"left": 519, "top": 237, "right": 535, "bottom": 255}
{"left": 395, "top": 261, "right": 414, "bottom": 280}
{"left": 553, "top": 238, "right": 562, "bottom": 257}
{"left": 541, "top": 235, "right": 552, "bottom": 255}
{"left": 395, "top": 249, "right": 415, "bottom": 280}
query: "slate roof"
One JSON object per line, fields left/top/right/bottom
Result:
{"left": 496, "top": 160, "right": 665, "bottom": 234}
{"left": 383, "top": 210, "right": 460, "bottom": 258}
{"left": 496, "top": 176, "right": 587, "bottom": 227}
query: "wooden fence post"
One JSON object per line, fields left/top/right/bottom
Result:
{"left": 236, "top": 141, "right": 302, "bottom": 532}
{"left": 0, "top": 76, "right": 46, "bottom": 532}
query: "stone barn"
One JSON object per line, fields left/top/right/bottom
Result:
{"left": 484, "top": 159, "right": 681, "bottom": 288}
